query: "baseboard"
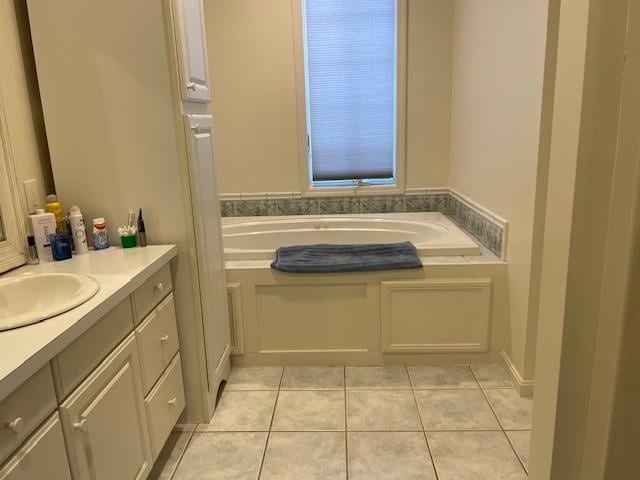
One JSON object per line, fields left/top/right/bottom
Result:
{"left": 499, "top": 350, "right": 535, "bottom": 397}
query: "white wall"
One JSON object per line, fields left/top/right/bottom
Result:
{"left": 0, "top": 0, "right": 53, "bottom": 214}
{"left": 205, "top": 0, "right": 453, "bottom": 194}
{"left": 449, "top": 0, "right": 549, "bottom": 379}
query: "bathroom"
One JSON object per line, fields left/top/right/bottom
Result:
{"left": 0, "top": 0, "right": 638, "bottom": 479}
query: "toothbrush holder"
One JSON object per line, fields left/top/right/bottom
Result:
{"left": 120, "top": 234, "right": 137, "bottom": 248}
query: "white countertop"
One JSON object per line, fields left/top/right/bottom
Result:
{"left": 0, "top": 245, "right": 177, "bottom": 402}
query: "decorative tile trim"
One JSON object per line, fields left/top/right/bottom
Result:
{"left": 220, "top": 189, "right": 507, "bottom": 259}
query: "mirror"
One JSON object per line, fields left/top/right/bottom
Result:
{"left": 0, "top": 87, "right": 27, "bottom": 272}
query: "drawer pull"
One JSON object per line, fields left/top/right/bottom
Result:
{"left": 160, "top": 334, "right": 170, "bottom": 344}
{"left": 154, "top": 282, "right": 165, "bottom": 293}
{"left": 168, "top": 397, "right": 178, "bottom": 406}
{"left": 186, "top": 81, "right": 196, "bottom": 90}
{"left": 73, "top": 419, "right": 88, "bottom": 432}
{"left": 5, "top": 417, "right": 24, "bottom": 434}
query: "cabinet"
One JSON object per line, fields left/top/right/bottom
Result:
{"left": 173, "top": 0, "right": 211, "bottom": 102}
{"left": 59, "top": 334, "right": 152, "bottom": 480}
{"left": 184, "top": 114, "right": 232, "bottom": 390}
{"left": 0, "top": 414, "right": 71, "bottom": 480}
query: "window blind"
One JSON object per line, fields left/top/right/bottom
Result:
{"left": 303, "top": 0, "right": 397, "bottom": 182}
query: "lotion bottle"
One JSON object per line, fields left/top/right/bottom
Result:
{"left": 68, "top": 205, "right": 88, "bottom": 254}
{"left": 29, "top": 209, "right": 56, "bottom": 261}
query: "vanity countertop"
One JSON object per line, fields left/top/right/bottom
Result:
{"left": 0, "top": 245, "right": 177, "bottom": 402}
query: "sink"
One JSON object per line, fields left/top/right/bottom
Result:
{"left": 0, "top": 273, "right": 100, "bottom": 331}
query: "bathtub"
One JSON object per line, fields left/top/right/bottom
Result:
{"left": 222, "top": 212, "right": 481, "bottom": 260}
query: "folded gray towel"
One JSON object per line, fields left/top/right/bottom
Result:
{"left": 271, "top": 242, "right": 423, "bottom": 273}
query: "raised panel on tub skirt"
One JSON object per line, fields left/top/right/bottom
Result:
{"left": 254, "top": 284, "right": 373, "bottom": 352}
{"left": 381, "top": 279, "right": 492, "bottom": 353}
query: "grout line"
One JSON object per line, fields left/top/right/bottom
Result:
{"left": 503, "top": 430, "right": 529, "bottom": 474}
{"left": 470, "top": 368, "right": 529, "bottom": 476}
{"left": 167, "top": 429, "right": 195, "bottom": 480}
{"left": 256, "top": 368, "right": 285, "bottom": 479}
{"left": 407, "top": 365, "right": 440, "bottom": 480}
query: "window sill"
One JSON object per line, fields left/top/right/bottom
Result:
{"left": 301, "top": 184, "right": 406, "bottom": 198}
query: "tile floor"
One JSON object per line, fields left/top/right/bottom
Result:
{"left": 149, "top": 364, "right": 532, "bottom": 480}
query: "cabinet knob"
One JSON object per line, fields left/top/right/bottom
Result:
{"left": 190, "top": 123, "right": 201, "bottom": 131}
{"left": 160, "top": 334, "right": 170, "bottom": 344}
{"left": 154, "top": 282, "right": 165, "bottom": 292}
{"left": 168, "top": 397, "right": 178, "bottom": 406}
{"left": 186, "top": 82, "right": 196, "bottom": 90}
{"left": 5, "top": 417, "right": 24, "bottom": 434}
{"left": 73, "top": 419, "right": 88, "bottom": 432}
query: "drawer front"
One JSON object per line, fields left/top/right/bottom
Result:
{"left": 52, "top": 298, "right": 134, "bottom": 400}
{"left": 0, "top": 413, "right": 72, "bottom": 480}
{"left": 145, "top": 354, "right": 185, "bottom": 459}
{"left": 0, "top": 365, "right": 57, "bottom": 464}
{"left": 136, "top": 294, "right": 179, "bottom": 393}
{"left": 133, "top": 264, "right": 172, "bottom": 324}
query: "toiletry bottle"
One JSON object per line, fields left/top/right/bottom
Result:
{"left": 45, "top": 194, "right": 66, "bottom": 233}
{"left": 69, "top": 205, "right": 89, "bottom": 254}
{"left": 26, "top": 235, "right": 39, "bottom": 265}
{"left": 137, "top": 208, "right": 147, "bottom": 247}
{"left": 92, "top": 218, "right": 110, "bottom": 250}
{"left": 29, "top": 209, "right": 56, "bottom": 261}
{"left": 49, "top": 233, "right": 73, "bottom": 261}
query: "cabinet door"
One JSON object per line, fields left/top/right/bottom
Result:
{"left": 183, "top": 114, "right": 231, "bottom": 391}
{"left": 59, "top": 333, "right": 152, "bottom": 480}
{"left": 0, "top": 413, "right": 71, "bottom": 480}
{"left": 173, "top": 0, "right": 211, "bottom": 102}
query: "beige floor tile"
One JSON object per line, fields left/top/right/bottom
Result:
{"left": 197, "top": 391, "right": 277, "bottom": 432}
{"left": 281, "top": 366, "right": 344, "bottom": 390}
{"left": 272, "top": 390, "right": 345, "bottom": 431}
{"left": 346, "top": 366, "right": 411, "bottom": 389}
{"left": 427, "top": 431, "right": 527, "bottom": 480}
{"left": 408, "top": 366, "right": 479, "bottom": 389}
{"left": 347, "top": 390, "right": 421, "bottom": 431}
{"left": 471, "top": 364, "right": 513, "bottom": 388}
{"left": 348, "top": 432, "right": 436, "bottom": 480}
{"left": 415, "top": 390, "right": 500, "bottom": 430}
{"left": 147, "top": 432, "right": 192, "bottom": 480}
{"left": 484, "top": 389, "right": 533, "bottom": 430}
{"left": 260, "top": 432, "right": 346, "bottom": 480}
{"left": 506, "top": 430, "right": 531, "bottom": 471}
{"left": 224, "top": 367, "right": 283, "bottom": 391}
{"left": 172, "top": 432, "right": 267, "bottom": 480}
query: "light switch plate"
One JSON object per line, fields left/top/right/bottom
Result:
{"left": 23, "top": 179, "right": 41, "bottom": 213}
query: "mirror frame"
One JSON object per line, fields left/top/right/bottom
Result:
{"left": 0, "top": 87, "right": 27, "bottom": 272}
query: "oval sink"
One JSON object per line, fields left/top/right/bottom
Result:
{"left": 0, "top": 273, "right": 99, "bottom": 331}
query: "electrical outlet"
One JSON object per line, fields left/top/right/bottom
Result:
{"left": 23, "top": 179, "right": 41, "bottom": 213}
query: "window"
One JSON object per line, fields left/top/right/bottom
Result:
{"left": 300, "top": 0, "right": 401, "bottom": 188}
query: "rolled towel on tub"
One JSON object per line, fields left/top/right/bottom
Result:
{"left": 271, "top": 241, "right": 423, "bottom": 273}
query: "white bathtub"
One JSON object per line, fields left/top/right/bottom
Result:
{"left": 222, "top": 212, "right": 481, "bottom": 260}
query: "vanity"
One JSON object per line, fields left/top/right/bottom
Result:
{"left": 0, "top": 245, "right": 181, "bottom": 480}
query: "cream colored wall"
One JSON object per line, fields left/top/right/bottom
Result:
{"left": 204, "top": 0, "right": 453, "bottom": 194}
{"left": 448, "top": 0, "right": 548, "bottom": 380}
{"left": 0, "top": 0, "right": 53, "bottom": 214}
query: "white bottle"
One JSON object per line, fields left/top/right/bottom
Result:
{"left": 29, "top": 209, "right": 56, "bottom": 262}
{"left": 68, "top": 205, "right": 88, "bottom": 254}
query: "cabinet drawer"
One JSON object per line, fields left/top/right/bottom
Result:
{"left": 0, "top": 365, "right": 56, "bottom": 465}
{"left": 136, "top": 293, "right": 179, "bottom": 393}
{"left": 133, "top": 264, "right": 172, "bottom": 324}
{"left": 52, "top": 298, "right": 134, "bottom": 400}
{"left": 145, "top": 354, "right": 185, "bottom": 459}
{"left": 0, "top": 413, "right": 72, "bottom": 480}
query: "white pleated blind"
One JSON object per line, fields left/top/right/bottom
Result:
{"left": 303, "top": 0, "right": 397, "bottom": 183}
